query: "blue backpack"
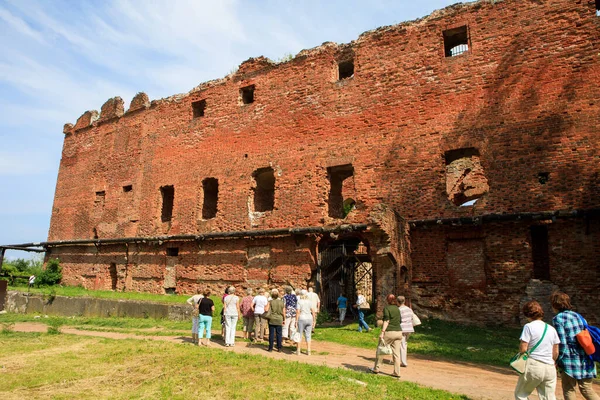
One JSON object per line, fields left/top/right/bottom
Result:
{"left": 576, "top": 313, "right": 600, "bottom": 363}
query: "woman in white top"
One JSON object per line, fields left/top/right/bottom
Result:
{"left": 296, "top": 289, "right": 316, "bottom": 356}
{"left": 223, "top": 286, "right": 241, "bottom": 347}
{"left": 514, "top": 300, "right": 560, "bottom": 400}
{"left": 397, "top": 295, "right": 414, "bottom": 367}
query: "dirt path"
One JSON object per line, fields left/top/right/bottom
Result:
{"left": 11, "top": 322, "right": 597, "bottom": 400}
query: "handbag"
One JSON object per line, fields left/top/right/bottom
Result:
{"left": 510, "top": 323, "right": 548, "bottom": 374}
{"left": 359, "top": 301, "right": 370, "bottom": 310}
{"left": 291, "top": 331, "right": 301, "bottom": 343}
{"left": 412, "top": 312, "right": 421, "bottom": 327}
{"left": 575, "top": 313, "right": 596, "bottom": 355}
{"left": 376, "top": 338, "right": 393, "bottom": 355}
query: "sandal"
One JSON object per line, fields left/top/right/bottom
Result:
{"left": 368, "top": 368, "right": 380, "bottom": 374}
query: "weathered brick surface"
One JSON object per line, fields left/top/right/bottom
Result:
{"left": 48, "top": 0, "right": 600, "bottom": 325}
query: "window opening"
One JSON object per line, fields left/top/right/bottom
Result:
{"left": 537, "top": 172, "right": 549, "bottom": 185}
{"left": 443, "top": 26, "right": 469, "bottom": 57}
{"left": 192, "top": 99, "right": 206, "bottom": 118}
{"left": 123, "top": 185, "right": 132, "bottom": 193}
{"left": 597, "top": 0, "right": 600, "bottom": 16}
{"left": 531, "top": 225, "right": 550, "bottom": 280}
{"left": 109, "top": 263, "right": 117, "bottom": 290}
{"left": 253, "top": 167, "right": 275, "bottom": 212}
{"left": 240, "top": 85, "right": 255, "bottom": 104}
{"left": 445, "top": 148, "right": 488, "bottom": 206}
{"left": 160, "top": 185, "right": 174, "bottom": 222}
{"left": 202, "top": 178, "right": 218, "bottom": 219}
{"left": 328, "top": 164, "right": 354, "bottom": 219}
{"left": 166, "top": 247, "right": 179, "bottom": 257}
{"left": 338, "top": 60, "right": 354, "bottom": 80}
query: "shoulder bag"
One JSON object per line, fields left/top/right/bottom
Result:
{"left": 359, "top": 301, "right": 370, "bottom": 310}
{"left": 575, "top": 313, "right": 596, "bottom": 356}
{"left": 412, "top": 312, "right": 422, "bottom": 327}
{"left": 510, "top": 323, "right": 547, "bottom": 374}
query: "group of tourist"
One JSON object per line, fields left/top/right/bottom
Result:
{"left": 514, "top": 292, "right": 598, "bottom": 400}
{"left": 187, "top": 284, "right": 322, "bottom": 355}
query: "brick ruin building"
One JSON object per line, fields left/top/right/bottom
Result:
{"left": 36, "top": 0, "right": 600, "bottom": 325}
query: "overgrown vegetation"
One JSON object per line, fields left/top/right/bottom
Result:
{"left": 0, "top": 332, "right": 468, "bottom": 399}
{"left": 1, "top": 256, "right": 62, "bottom": 287}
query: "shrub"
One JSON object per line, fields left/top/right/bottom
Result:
{"left": 38, "top": 259, "right": 62, "bottom": 286}
{"left": 317, "top": 309, "right": 332, "bottom": 325}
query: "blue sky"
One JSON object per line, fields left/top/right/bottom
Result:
{"left": 0, "top": 0, "right": 468, "bottom": 259}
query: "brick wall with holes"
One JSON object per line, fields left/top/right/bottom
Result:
{"left": 48, "top": 0, "right": 600, "bottom": 324}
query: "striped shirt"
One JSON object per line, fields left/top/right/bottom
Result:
{"left": 553, "top": 310, "right": 597, "bottom": 380}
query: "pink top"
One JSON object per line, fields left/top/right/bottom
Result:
{"left": 240, "top": 295, "right": 255, "bottom": 317}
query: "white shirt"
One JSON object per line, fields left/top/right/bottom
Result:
{"left": 186, "top": 294, "right": 203, "bottom": 306}
{"left": 252, "top": 295, "right": 268, "bottom": 314}
{"left": 307, "top": 291, "right": 320, "bottom": 311}
{"left": 297, "top": 298, "right": 314, "bottom": 320}
{"left": 356, "top": 295, "right": 366, "bottom": 307}
{"left": 399, "top": 305, "right": 415, "bottom": 333}
{"left": 223, "top": 295, "right": 239, "bottom": 316}
{"left": 520, "top": 320, "right": 560, "bottom": 365}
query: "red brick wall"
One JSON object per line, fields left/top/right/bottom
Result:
{"left": 48, "top": 0, "right": 600, "bottom": 324}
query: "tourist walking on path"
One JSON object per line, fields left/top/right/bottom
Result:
{"left": 514, "top": 300, "right": 560, "bottom": 400}
{"left": 186, "top": 289, "right": 204, "bottom": 344}
{"left": 240, "top": 288, "right": 255, "bottom": 341}
{"left": 265, "top": 289, "right": 285, "bottom": 352}
{"left": 307, "top": 285, "right": 320, "bottom": 332}
{"left": 355, "top": 291, "right": 371, "bottom": 332}
{"left": 252, "top": 288, "right": 269, "bottom": 342}
{"left": 551, "top": 292, "right": 599, "bottom": 400}
{"left": 223, "top": 286, "right": 240, "bottom": 347}
{"left": 370, "top": 294, "right": 403, "bottom": 378}
{"left": 282, "top": 286, "right": 297, "bottom": 342}
{"left": 397, "top": 295, "right": 414, "bottom": 367}
{"left": 296, "top": 289, "right": 316, "bottom": 356}
{"left": 337, "top": 294, "right": 348, "bottom": 325}
{"left": 197, "top": 289, "right": 214, "bottom": 346}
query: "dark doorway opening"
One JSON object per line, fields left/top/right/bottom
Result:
{"left": 531, "top": 225, "right": 550, "bottom": 280}
{"left": 318, "top": 236, "right": 373, "bottom": 317}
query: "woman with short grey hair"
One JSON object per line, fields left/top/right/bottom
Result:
{"left": 223, "top": 286, "right": 241, "bottom": 347}
{"left": 240, "top": 288, "right": 255, "bottom": 340}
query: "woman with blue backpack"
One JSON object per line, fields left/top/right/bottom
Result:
{"left": 551, "top": 292, "right": 599, "bottom": 400}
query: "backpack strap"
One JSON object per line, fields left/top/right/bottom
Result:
{"left": 529, "top": 323, "right": 548, "bottom": 354}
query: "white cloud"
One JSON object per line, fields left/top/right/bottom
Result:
{"left": 0, "top": 7, "right": 44, "bottom": 43}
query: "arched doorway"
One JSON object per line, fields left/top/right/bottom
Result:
{"left": 317, "top": 236, "right": 374, "bottom": 316}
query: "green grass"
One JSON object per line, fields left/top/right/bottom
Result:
{"left": 9, "top": 285, "right": 192, "bottom": 304}
{"left": 0, "top": 332, "right": 469, "bottom": 399}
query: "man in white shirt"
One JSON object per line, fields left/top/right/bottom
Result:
{"left": 251, "top": 288, "right": 269, "bottom": 342}
{"left": 307, "top": 285, "right": 320, "bottom": 332}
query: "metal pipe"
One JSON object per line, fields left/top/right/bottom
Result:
{"left": 3, "top": 224, "right": 369, "bottom": 249}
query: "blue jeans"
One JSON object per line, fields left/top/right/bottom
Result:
{"left": 268, "top": 324, "right": 282, "bottom": 350}
{"left": 198, "top": 315, "right": 212, "bottom": 339}
{"left": 357, "top": 310, "right": 370, "bottom": 332}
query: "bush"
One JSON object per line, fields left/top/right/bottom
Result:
{"left": 38, "top": 259, "right": 62, "bottom": 286}
{"left": 317, "top": 309, "right": 332, "bottom": 325}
